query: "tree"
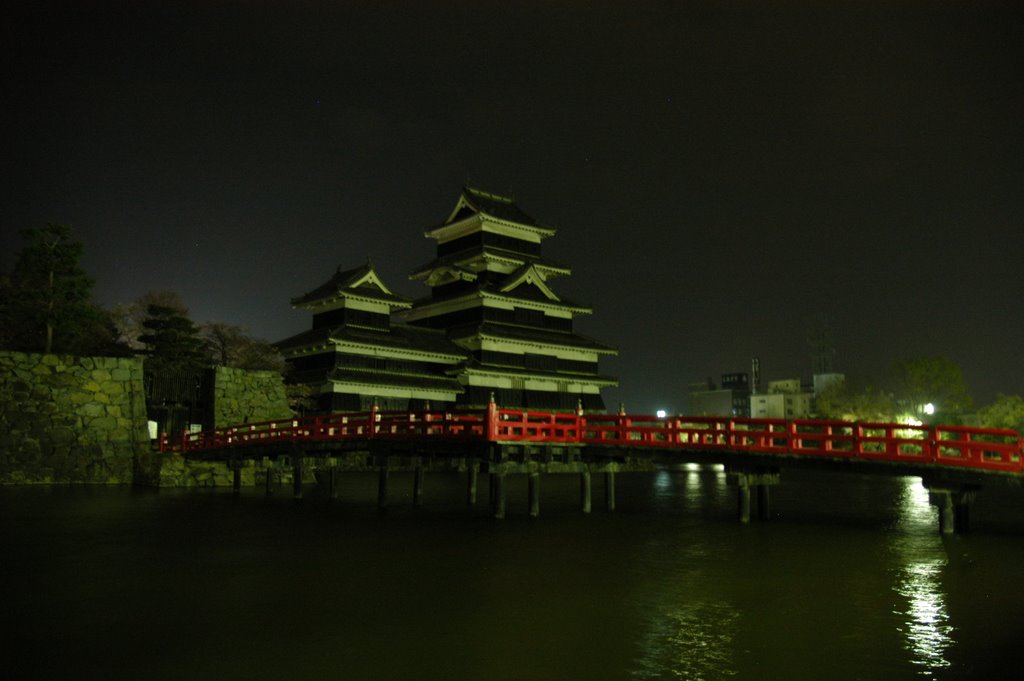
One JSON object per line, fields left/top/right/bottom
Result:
{"left": 1, "top": 223, "right": 111, "bottom": 354}
{"left": 201, "top": 321, "right": 284, "bottom": 371}
{"left": 815, "top": 376, "right": 897, "bottom": 422}
{"left": 976, "top": 395, "right": 1024, "bottom": 433}
{"left": 109, "top": 290, "right": 189, "bottom": 350}
{"left": 138, "top": 304, "right": 209, "bottom": 372}
{"left": 889, "top": 356, "right": 972, "bottom": 419}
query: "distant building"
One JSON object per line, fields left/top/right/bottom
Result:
{"left": 749, "top": 378, "right": 813, "bottom": 419}
{"left": 277, "top": 186, "right": 619, "bottom": 413}
{"left": 746, "top": 373, "right": 847, "bottom": 419}
{"left": 813, "top": 372, "right": 845, "bottom": 397}
{"left": 689, "top": 372, "right": 751, "bottom": 417}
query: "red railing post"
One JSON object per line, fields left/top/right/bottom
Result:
{"left": 927, "top": 425, "right": 939, "bottom": 464}
{"left": 486, "top": 392, "right": 497, "bottom": 441}
{"left": 369, "top": 401, "right": 379, "bottom": 438}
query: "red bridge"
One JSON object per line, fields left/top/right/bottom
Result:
{"left": 159, "top": 404, "right": 1023, "bottom": 533}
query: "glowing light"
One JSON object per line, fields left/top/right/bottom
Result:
{"left": 923, "top": 403, "right": 936, "bottom": 415}
{"left": 656, "top": 409, "right": 667, "bottom": 418}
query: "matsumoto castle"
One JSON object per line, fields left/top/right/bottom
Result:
{"left": 276, "top": 186, "right": 618, "bottom": 413}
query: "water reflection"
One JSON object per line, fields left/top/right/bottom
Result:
{"left": 632, "top": 468, "right": 738, "bottom": 679}
{"left": 892, "top": 478, "right": 953, "bottom": 675}
{"left": 632, "top": 597, "right": 741, "bottom": 680}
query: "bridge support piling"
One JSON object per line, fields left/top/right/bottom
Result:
{"left": 264, "top": 466, "right": 274, "bottom": 497}
{"left": 757, "top": 484, "right": 770, "bottom": 520}
{"left": 377, "top": 463, "right": 390, "bottom": 510}
{"left": 925, "top": 482, "right": 978, "bottom": 534}
{"left": 328, "top": 467, "right": 338, "bottom": 500}
{"left": 232, "top": 463, "right": 241, "bottom": 497}
{"left": 492, "top": 473, "right": 506, "bottom": 520}
{"left": 605, "top": 471, "right": 616, "bottom": 512}
{"left": 292, "top": 458, "right": 304, "bottom": 500}
{"left": 728, "top": 468, "right": 780, "bottom": 524}
{"left": 528, "top": 472, "right": 540, "bottom": 518}
{"left": 466, "top": 461, "right": 478, "bottom": 506}
{"left": 737, "top": 482, "right": 752, "bottom": 524}
{"left": 413, "top": 464, "right": 425, "bottom": 507}
{"left": 580, "top": 469, "right": 592, "bottom": 514}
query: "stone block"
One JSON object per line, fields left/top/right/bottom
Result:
{"left": 50, "top": 426, "right": 77, "bottom": 445}
{"left": 91, "top": 369, "right": 111, "bottom": 382}
{"left": 100, "top": 381, "right": 123, "bottom": 395}
{"left": 88, "top": 416, "right": 118, "bottom": 431}
{"left": 108, "top": 428, "right": 131, "bottom": 442}
{"left": 78, "top": 403, "right": 105, "bottom": 417}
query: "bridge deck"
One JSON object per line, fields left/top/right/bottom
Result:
{"left": 160, "top": 405, "right": 1023, "bottom": 481}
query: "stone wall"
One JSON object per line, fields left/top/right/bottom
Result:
{"left": 212, "top": 366, "right": 292, "bottom": 428}
{"left": 133, "top": 449, "right": 258, "bottom": 488}
{"left": 0, "top": 352, "right": 149, "bottom": 484}
{"left": 0, "top": 354, "right": 295, "bottom": 487}
{"left": 134, "top": 366, "right": 294, "bottom": 487}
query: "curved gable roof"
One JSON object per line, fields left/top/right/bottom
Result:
{"left": 292, "top": 261, "right": 411, "bottom": 308}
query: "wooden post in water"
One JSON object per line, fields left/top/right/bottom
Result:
{"left": 580, "top": 468, "right": 592, "bottom": 514}
{"left": 492, "top": 473, "right": 506, "bottom": 520}
{"left": 232, "top": 462, "right": 241, "bottom": 497}
{"left": 328, "top": 466, "right": 338, "bottom": 500}
{"left": 737, "top": 479, "right": 751, "bottom": 523}
{"left": 413, "top": 463, "right": 425, "bottom": 507}
{"left": 933, "top": 489, "right": 955, "bottom": 534}
{"left": 728, "top": 468, "right": 779, "bottom": 524}
{"left": 605, "top": 471, "right": 616, "bottom": 511}
{"left": 924, "top": 482, "right": 978, "bottom": 535}
{"left": 292, "top": 457, "right": 303, "bottom": 499}
{"left": 466, "top": 461, "right": 478, "bottom": 506}
{"left": 757, "top": 484, "right": 770, "bottom": 520}
{"left": 264, "top": 466, "right": 274, "bottom": 496}
{"left": 528, "top": 472, "right": 540, "bottom": 518}
{"left": 378, "top": 461, "right": 390, "bottom": 510}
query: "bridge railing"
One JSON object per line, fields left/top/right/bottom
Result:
{"left": 158, "top": 408, "right": 1024, "bottom": 474}
{"left": 932, "top": 425, "right": 1021, "bottom": 471}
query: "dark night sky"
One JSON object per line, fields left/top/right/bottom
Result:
{"left": 2, "top": 0, "right": 1022, "bottom": 413}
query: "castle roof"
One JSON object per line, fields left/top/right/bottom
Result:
{"left": 291, "top": 261, "right": 411, "bottom": 309}
{"left": 326, "top": 368, "right": 464, "bottom": 394}
{"left": 275, "top": 322, "right": 468, "bottom": 360}
{"left": 447, "top": 322, "right": 617, "bottom": 354}
{"left": 409, "top": 248, "right": 571, "bottom": 282}
{"left": 456, "top": 185, "right": 538, "bottom": 226}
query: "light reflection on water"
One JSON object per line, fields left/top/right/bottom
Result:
{"left": 892, "top": 478, "right": 953, "bottom": 676}
{"left": 631, "top": 469, "right": 739, "bottom": 679}
{"left": 632, "top": 596, "right": 741, "bottom": 680}
{"left": 5, "top": 470, "right": 1024, "bottom": 679}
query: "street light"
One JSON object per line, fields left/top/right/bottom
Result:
{"left": 656, "top": 409, "right": 667, "bottom": 419}
{"left": 923, "top": 403, "right": 936, "bottom": 416}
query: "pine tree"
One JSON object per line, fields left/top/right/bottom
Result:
{"left": 1, "top": 223, "right": 106, "bottom": 354}
{"left": 138, "top": 304, "right": 209, "bottom": 372}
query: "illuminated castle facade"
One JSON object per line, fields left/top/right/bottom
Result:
{"left": 277, "top": 186, "right": 617, "bottom": 412}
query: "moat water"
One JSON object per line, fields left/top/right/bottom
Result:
{"left": 3, "top": 468, "right": 1023, "bottom": 680}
